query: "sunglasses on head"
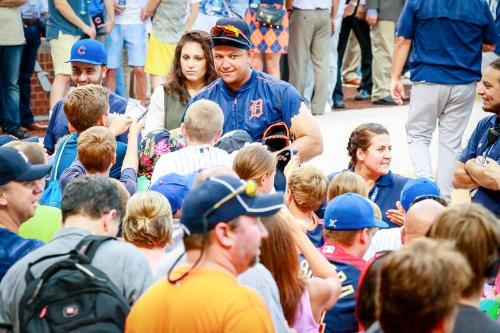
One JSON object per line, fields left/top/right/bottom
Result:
{"left": 211, "top": 25, "right": 251, "bottom": 45}
{"left": 409, "top": 195, "right": 448, "bottom": 209}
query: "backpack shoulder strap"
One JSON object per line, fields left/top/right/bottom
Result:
{"left": 51, "top": 133, "right": 75, "bottom": 181}
{"left": 75, "top": 235, "right": 116, "bottom": 263}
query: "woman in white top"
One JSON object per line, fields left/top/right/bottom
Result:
{"left": 144, "top": 30, "right": 217, "bottom": 134}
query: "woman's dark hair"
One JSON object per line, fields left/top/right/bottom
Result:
{"left": 260, "top": 213, "right": 306, "bottom": 326}
{"left": 347, "top": 123, "right": 389, "bottom": 169}
{"left": 164, "top": 30, "right": 217, "bottom": 104}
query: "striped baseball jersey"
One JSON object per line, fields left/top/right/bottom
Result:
{"left": 151, "top": 145, "right": 232, "bottom": 184}
{"left": 363, "top": 227, "right": 402, "bottom": 261}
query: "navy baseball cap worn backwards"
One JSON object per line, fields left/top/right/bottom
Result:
{"left": 66, "top": 39, "right": 107, "bottom": 65}
{"left": 211, "top": 17, "right": 252, "bottom": 50}
{"left": 0, "top": 147, "right": 51, "bottom": 186}
{"left": 180, "top": 175, "right": 284, "bottom": 234}
{"left": 324, "top": 193, "right": 389, "bottom": 230}
{"left": 400, "top": 177, "right": 441, "bottom": 211}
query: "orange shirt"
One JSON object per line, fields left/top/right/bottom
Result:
{"left": 126, "top": 266, "right": 275, "bottom": 333}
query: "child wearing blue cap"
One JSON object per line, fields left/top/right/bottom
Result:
{"left": 319, "top": 193, "right": 388, "bottom": 333}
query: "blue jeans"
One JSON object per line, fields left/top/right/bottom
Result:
{"left": 19, "top": 23, "right": 41, "bottom": 126}
{"left": 0, "top": 44, "right": 23, "bottom": 132}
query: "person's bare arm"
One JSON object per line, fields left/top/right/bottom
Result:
{"left": 141, "top": 0, "right": 161, "bottom": 20}
{"left": 290, "top": 103, "right": 323, "bottom": 162}
{"left": 0, "top": 0, "right": 26, "bottom": 7}
{"left": 483, "top": 44, "right": 496, "bottom": 52}
{"left": 54, "top": 0, "right": 95, "bottom": 38}
{"left": 464, "top": 158, "right": 500, "bottom": 191}
{"left": 100, "top": 0, "right": 115, "bottom": 34}
{"left": 390, "top": 37, "right": 411, "bottom": 105}
{"left": 121, "top": 121, "right": 143, "bottom": 172}
{"left": 184, "top": 1, "right": 199, "bottom": 31}
{"left": 453, "top": 160, "right": 478, "bottom": 190}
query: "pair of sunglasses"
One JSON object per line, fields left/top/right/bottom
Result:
{"left": 211, "top": 25, "right": 251, "bottom": 45}
{"left": 409, "top": 195, "right": 448, "bottom": 209}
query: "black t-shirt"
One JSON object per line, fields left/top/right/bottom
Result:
{"left": 453, "top": 304, "right": 500, "bottom": 333}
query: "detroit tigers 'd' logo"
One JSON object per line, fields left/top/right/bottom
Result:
{"left": 248, "top": 99, "right": 263, "bottom": 120}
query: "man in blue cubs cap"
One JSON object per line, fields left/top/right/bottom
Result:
{"left": 320, "top": 192, "right": 388, "bottom": 333}
{"left": 126, "top": 175, "right": 282, "bottom": 332}
{"left": 185, "top": 17, "right": 323, "bottom": 170}
{"left": 44, "top": 39, "right": 129, "bottom": 155}
{"left": 0, "top": 146, "right": 49, "bottom": 279}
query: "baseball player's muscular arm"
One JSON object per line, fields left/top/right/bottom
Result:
{"left": 290, "top": 103, "right": 323, "bottom": 162}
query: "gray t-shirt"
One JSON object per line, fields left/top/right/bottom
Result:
{"left": 238, "top": 263, "right": 289, "bottom": 333}
{"left": 152, "top": 0, "right": 188, "bottom": 44}
{"left": 0, "top": 227, "right": 154, "bottom": 333}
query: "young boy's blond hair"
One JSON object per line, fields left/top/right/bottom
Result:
{"left": 77, "top": 126, "right": 116, "bottom": 174}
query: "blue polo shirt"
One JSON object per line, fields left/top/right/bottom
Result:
{"left": 186, "top": 70, "right": 303, "bottom": 141}
{"left": 328, "top": 171, "right": 409, "bottom": 228}
{"left": 396, "top": 0, "right": 496, "bottom": 84}
{"left": 459, "top": 115, "right": 500, "bottom": 217}
{"left": 44, "top": 91, "right": 128, "bottom": 155}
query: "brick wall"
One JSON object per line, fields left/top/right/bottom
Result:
{"left": 31, "top": 39, "right": 53, "bottom": 119}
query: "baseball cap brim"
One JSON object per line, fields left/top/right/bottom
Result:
{"left": 15, "top": 164, "right": 51, "bottom": 182}
{"left": 65, "top": 58, "right": 105, "bottom": 65}
{"left": 373, "top": 218, "right": 389, "bottom": 229}
{"left": 212, "top": 36, "right": 251, "bottom": 49}
{"left": 208, "top": 192, "right": 284, "bottom": 224}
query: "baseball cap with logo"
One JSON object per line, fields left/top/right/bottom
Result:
{"left": 150, "top": 173, "right": 196, "bottom": 213}
{"left": 66, "top": 39, "right": 107, "bottom": 65}
{"left": 0, "top": 147, "right": 51, "bottom": 186}
{"left": 211, "top": 17, "right": 252, "bottom": 50}
{"left": 324, "top": 193, "right": 389, "bottom": 230}
{"left": 180, "top": 175, "right": 283, "bottom": 234}
{"left": 400, "top": 177, "right": 442, "bottom": 211}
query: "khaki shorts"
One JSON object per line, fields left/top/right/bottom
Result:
{"left": 144, "top": 32, "right": 176, "bottom": 76}
{"left": 49, "top": 32, "right": 81, "bottom": 75}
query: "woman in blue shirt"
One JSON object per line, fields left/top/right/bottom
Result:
{"left": 344, "top": 123, "right": 408, "bottom": 227}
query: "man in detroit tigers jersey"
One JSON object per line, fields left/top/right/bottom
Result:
{"left": 186, "top": 17, "right": 323, "bottom": 162}
{"left": 320, "top": 193, "right": 388, "bottom": 333}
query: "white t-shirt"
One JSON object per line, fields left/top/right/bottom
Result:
{"left": 115, "top": 0, "right": 148, "bottom": 25}
{"left": 363, "top": 227, "right": 402, "bottom": 261}
{"left": 151, "top": 145, "right": 233, "bottom": 184}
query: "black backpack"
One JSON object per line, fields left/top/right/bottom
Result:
{"left": 18, "top": 235, "right": 131, "bottom": 333}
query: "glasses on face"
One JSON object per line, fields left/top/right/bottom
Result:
{"left": 409, "top": 195, "right": 448, "bottom": 209}
{"left": 211, "top": 25, "right": 251, "bottom": 45}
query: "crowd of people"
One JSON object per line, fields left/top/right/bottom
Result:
{"left": 1, "top": 0, "right": 500, "bottom": 332}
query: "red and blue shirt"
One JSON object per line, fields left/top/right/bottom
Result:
{"left": 320, "top": 242, "right": 367, "bottom": 333}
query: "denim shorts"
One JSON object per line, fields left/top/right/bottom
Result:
{"left": 104, "top": 23, "right": 147, "bottom": 68}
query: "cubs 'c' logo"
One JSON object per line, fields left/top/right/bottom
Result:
{"left": 248, "top": 99, "right": 263, "bottom": 120}
{"left": 77, "top": 46, "right": 86, "bottom": 55}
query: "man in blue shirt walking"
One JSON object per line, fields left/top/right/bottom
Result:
{"left": 187, "top": 17, "right": 323, "bottom": 162}
{"left": 390, "top": 0, "right": 496, "bottom": 200}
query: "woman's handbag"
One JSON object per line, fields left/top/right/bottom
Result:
{"left": 255, "top": 4, "right": 286, "bottom": 28}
